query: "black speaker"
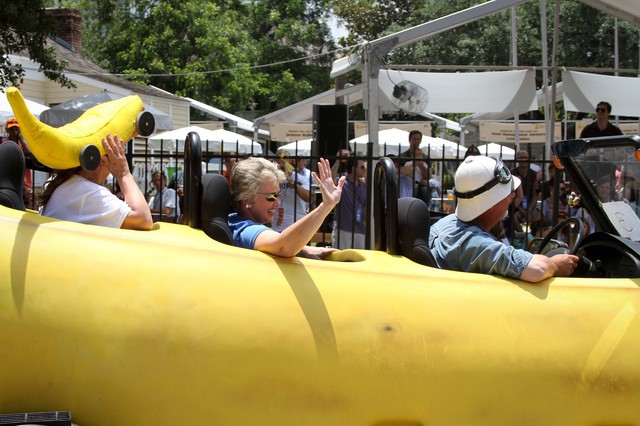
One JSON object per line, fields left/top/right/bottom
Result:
{"left": 312, "top": 104, "right": 348, "bottom": 159}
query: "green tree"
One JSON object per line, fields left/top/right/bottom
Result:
{"left": 246, "top": 0, "right": 336, "bottom": 110}
{"left": 331, "top": 0, "right": 421, "bottom": 46}
{"left": 0, "top": 0, "right": 74, "bottom": 89}
{"left": 55, "top": 0, "right": 337, "bottom": 115}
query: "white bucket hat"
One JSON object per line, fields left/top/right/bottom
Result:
{"left": 454, "top": 155, "right": 521, "bottom": 222}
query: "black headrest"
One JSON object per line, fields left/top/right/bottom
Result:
{"left": 200, "top": 173, "right": 233, "bottom": 245}
{"left": 0, "top": 141, "right": 26, "bottom": 211}
{"left": 397, "top": 197, "right": 437, "bottom": 268}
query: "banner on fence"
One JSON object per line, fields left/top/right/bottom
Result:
{"left": 480, "top": 122, "right": 562, "bottom": 143}
{"left": 269, "top": 123, "right": 313, "bottom": 142}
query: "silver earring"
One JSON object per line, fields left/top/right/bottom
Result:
{"left": 245, "top": 204, "right": 252, "bottom": 210}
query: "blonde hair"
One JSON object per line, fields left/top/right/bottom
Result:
{"left": 231, "top": 157, "right": 285, "bottom": 210}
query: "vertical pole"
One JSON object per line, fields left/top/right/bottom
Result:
{"left": 511, "top": 6, "right": 520, "bottom": 153}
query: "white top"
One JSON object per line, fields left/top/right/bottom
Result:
{"left": 271, "top": 170, "right": 310, "bottom": 232}
{"left": 151, "top": 187, "right": 179, "bottom": 217}
{"left": 403, "top": 161, "right": 425, "bottom": 182}
{"left": 41, "top": 174, "right": 131, "bottom": 228}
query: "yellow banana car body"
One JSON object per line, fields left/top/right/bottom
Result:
{"left": 6, "top": 87, "right": 143, "bottom": 170}
{"left": 1, "top": 205, "right": 639, "bottom": 425}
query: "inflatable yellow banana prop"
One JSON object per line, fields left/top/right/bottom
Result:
{"left": 6, "top": 87, "right": 153, "bottom": 170}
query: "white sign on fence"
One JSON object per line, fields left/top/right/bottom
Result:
{"left": 480, "top": 122, "right": 562, "bottom": 143}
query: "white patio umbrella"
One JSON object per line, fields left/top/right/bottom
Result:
{"left": 148, "top": 126, "right": 262, "bottom": 154}
{"left": 1, "top": 91, "right": 49, "bottom": 123}
{"left": 420, "top": 136, "right": 466, "bottom": 159}
{"left": 277, "top": 139, "right": 312, "bottom": 156}
{"left": 476, "top": 143, "right": 515, "bottom": 160}
{"left": 350, "top": 128, "right": 465, "bottom": 159}
{"left": 349, "top": 128, "right": 410, "bottom": 156}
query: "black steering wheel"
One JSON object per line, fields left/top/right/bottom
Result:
{"left": 533, "top": 217, "right": 585, "bottom": 256}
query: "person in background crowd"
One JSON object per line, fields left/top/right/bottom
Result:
{"left": 512, "top": 150, "right": 542, "bottom": 233}
{"left": 579, "top": 101, "right": 623, "bottom": 139}
{"left": 332, "top": 155, "right": 367, "bottom": 249}
{"left": 167, "top": 169, "right": 184, "bottom": 218}
{"left": 229, "top": 156, "right": 344, "bottom": 259}
{"left": 272, "top": 150, "right": 311, "bottom": 232}
{"left": 222, "top": 154, "right": 237, "bottom": 188}
{"left": 464, "top": 144, "right": 481, "bottom": 158}
{"left": 150, "top": 170, "right": 179, "bottom": 222}
{"left": 429, "top": 155, "right": 578, "bottom": 283}
{"left": 387, "top": 154, "right": 413, "bottom": 198}
{"left": 399, "top": 130, "right": 431, "bottom": 206}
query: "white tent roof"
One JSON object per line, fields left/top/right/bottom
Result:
{"left": 253, "top": 87, "right": 459, "bottom": 133}
{"left": 476, "top": 142, "right": 515, "bottom": 160}
{"left": 378, "top": 69, "right": 538, "bottom": 114}
{"left": 563, "top": 71, "right": 640, "bottom": 117}
{"left": 578, "top": 0, "right": 640, "bottom": 25}
{"left": 149, "top": 126, "right": 262, "bottom": 154}
{"left": 277, "top": 139, "right": 313, "bottom": 157}
{"left": 460, "top": 82, "right": 564, "bottom": 130}
{"left": 1, "top": 91, "right": 49, "bottom": 123}
{"left": 421, "top": 136, "right": 468, "bottom": 159}
{"left": 349, "top": 128, "right": 411, "bottom": 156}
{"left": 254, "top": 88, "right": 364, "bottom": 129}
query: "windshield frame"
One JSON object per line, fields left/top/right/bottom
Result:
{"left": 553, "top": 135, "right": 640, "bottom": 239}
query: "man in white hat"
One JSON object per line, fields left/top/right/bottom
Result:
{"left": 429, "top": 156, "right": 578, "bottom": 283}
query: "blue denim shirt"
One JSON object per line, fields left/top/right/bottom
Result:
{"left": 429, "top": 214, "right": 533, "bottom": 279}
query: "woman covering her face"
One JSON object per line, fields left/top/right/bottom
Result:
{"left": 229, "top": 157, "right": 345, "bottom": 259}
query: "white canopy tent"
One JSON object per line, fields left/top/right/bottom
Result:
{"left": 563, "top": 71, "right": 640, "bottom": 116}
{"left": 331, "top": 0, "right": 640, "bottom": 155}
{"left": 277, "top": 139, "right": 313, "bottom": 157}
{"left": 253, "top": 88, "right": 462, "bottom": 139}
{"left": 377, "top": 69, "right": 538, "bottom": 114}
{"left": 1, "top": 92, "right": 49, "bottom": 124}
{"left": 149, "top": 126, "right": 262, "bottom": 154}
{"left": 476, "top": 142, "right": 515, "bottom": 160}
{"left": 421, "top": 136, "right": 467, "bottom": 159}
{"left": 349, "top": 128, "right": 411, "bottom": 156}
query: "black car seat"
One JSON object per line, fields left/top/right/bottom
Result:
{"left": 396, "top": 197, "right": 438, "bottom": 268}
{"left": 0, "top": 141, "right": 26, "bottom": 211}
{"left": 182, "top": 131, "right": 233, "bottom": 245}
{"left": 200, "top": 173, "right": 233, "bottom": 245}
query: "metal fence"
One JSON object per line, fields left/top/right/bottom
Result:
{"left": 25, "top": 137, "right": 564, "bottom": 250}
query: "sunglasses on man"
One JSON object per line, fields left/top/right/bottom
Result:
{"left": 454, "top": 158, "right": 512, "bottom": 199}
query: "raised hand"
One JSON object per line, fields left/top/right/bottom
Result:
{"left": 313, "top": 157, "right": 345, "bottom": 208}
{"left": 102, "top": 134, "right": 131, "bottom": 181}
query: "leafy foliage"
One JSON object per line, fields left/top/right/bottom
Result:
{"left": 52, "top": 0, "right": 336, "bottom": 115}
{"left": 0, "top": 0, "right": 75, "bottom": 89}
{"left": 331, "top": 0, "right": 421, "bottom": 45}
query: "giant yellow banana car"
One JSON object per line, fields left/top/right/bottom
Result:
{"left": 0, "top": 98, "right": 639, "bottom": 424}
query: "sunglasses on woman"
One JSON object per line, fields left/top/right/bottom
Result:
{"left": 258, "top": 191, "right": 283, "bottom": 202}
